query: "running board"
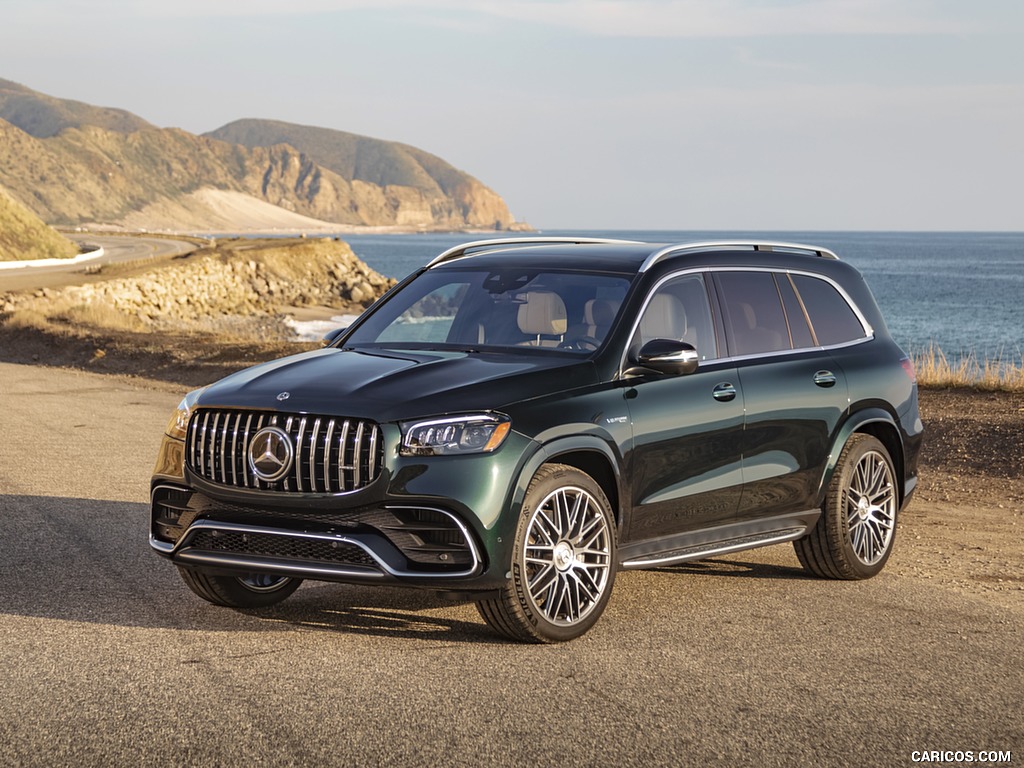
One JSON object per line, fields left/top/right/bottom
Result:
{"left": 619, "top": 511, "right": 819, "bottom": 570}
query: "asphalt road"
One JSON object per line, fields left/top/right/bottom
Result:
{"left": 0, "top": 235, "right": 197, "bottom": 293}
{"left": 0, "top": 361, "right": 1020, "bottom": 767}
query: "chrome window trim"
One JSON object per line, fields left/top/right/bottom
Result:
{"left": 618, "top": 266, "right": 874, "bottom": 376}
{"left": 618, "top": 267, "right": 714, "bottom": 375}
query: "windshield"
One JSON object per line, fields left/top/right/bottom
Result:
{"left": 345, "top": 268, "right": 632, "bottom": 353}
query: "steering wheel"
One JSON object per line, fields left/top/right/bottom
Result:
{"left": 559, "top": 335, "right": 602, "bottom": 351}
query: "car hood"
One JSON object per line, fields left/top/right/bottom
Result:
{"left": 197, "top": 346, "right": 598, "bottom": 422}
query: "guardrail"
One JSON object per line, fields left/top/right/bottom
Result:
{"left": 0, "top": 246, "right": 105, "bottom": 271}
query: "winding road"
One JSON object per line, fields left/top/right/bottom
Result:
{"left": 0, "top": 234, "right": 198, "bottom": 293}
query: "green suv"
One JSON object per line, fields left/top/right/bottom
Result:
{"left": 151, "top": 238, "right": 923, "bottom": 642}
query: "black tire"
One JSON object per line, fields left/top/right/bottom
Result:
{"left": 177, "top": 566, "right": 302, "bottom": 608}
{"left": 476, "top": 464, "right": 617, "bottom": 643}
{"left": 795, "top": 433, "right": 898, "bottom": 580}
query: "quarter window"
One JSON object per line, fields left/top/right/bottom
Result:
{"left": 791, "top": 275, "right": 867, "bottom": 346}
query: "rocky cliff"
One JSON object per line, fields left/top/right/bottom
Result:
{"left": 0, "top": 79, "right": 521, "bottom": 233}
{"left": 208, "top": 119, "right": 514, "bottom": 230}
{"left": 2, "top": 238, "right": 394, "bottom": 330}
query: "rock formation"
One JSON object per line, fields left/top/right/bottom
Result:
{"left": 0, "top": 79, "right": 522, "bottom": 233}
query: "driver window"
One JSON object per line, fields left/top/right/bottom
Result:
{"left": 636, "top": 274, "right": 718, "bottom": 360}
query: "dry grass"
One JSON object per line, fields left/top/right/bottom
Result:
{"left": 913, "top": 344, "right": 1024, "bottom": 391}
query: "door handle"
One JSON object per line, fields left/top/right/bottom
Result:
{"left": 813, "top": 370, "right": 837, "bottom": 388}
{"left": 712, "top": 382, "right": 737, "bottom": 402}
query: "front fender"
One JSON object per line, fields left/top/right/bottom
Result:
{"left": 510, "top": 434, "right": 625, "bottom": 532}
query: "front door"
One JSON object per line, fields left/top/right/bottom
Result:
{"left": 622, "top": 273, "right": 745, "bottom": 543}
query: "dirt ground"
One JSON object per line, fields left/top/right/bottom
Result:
{"left": 1, "top": 319, "right": 1021, "bottom": 611}
{"left": 899, "top": 387, "right": 1024, "bottom": 611}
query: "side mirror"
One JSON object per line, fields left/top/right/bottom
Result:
{"left": 633, "top": 338, "right": 699, "bottom": 376}
{"left": 322, "top": 327, "right": 348, "bottom": 346}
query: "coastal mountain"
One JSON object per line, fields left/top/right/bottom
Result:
{"left": 207, "top": 119, "right": 513, "bottom": 230}
{"left": 0, "top": 77, "right": 152, "bottom": 138}
{"left": 0, "top": 184, "right": 77, "bottom": 261}
{"left": 0, "top": 79, "right": 519, "bottom": 232}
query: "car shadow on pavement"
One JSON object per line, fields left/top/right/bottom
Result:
{"left": 653, "top": 557, "right": 809, "bottom": 580}
{"left": 0, "top": 494, "right": 498, "bottom": 642}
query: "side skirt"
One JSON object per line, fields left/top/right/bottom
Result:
{"left": 619, "top": 510, "right": 821, "bottom": 570}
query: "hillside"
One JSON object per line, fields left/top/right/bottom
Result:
{"left": 0, "top": 78, "right": 152, "bottom": 138}
{"left": 0, "top": 184, "right": 77, "bottom": 261}
{"left": 0, "top": 80, "right": 519, "bottom": 232}
{"left": 208, "top": 119, "right": 514, "bottom": 230}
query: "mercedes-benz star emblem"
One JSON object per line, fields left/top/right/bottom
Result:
{"left": 247, "top": 426, "right": 294, "bottom": 482}
{"left": 276, "top": 392, "right": 290, "bottom": 401}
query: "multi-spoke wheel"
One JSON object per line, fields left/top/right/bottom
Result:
{"left": 477, "top": 464, "right": 616, "bottom": 642}
{"left": 795, "top": 433, "right": 899, "bottom": 579}
{"left": 177, "top": 566, "right": 302, "bottom": 608}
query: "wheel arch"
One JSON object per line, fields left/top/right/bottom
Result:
{"left": 515, "top": 436, "right": 624, "bottom": 528}
{"left": 822, "top": 408, "right": 906, "bottom": 507}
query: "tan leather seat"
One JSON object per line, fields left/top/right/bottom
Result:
{"left": 639, "top": 293, "right": 687, "bottom": 345}
{"left": 582, "top": 298, "right": 619, "bottom": 339}
{"left": 517, "top": 291, "right": 567, "bottom": 346}
{"left": 735, "top": 302, "right": 784, "bottom": 354}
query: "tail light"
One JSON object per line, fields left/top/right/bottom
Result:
{"left": 900, "top": 356, "right": 917, "bottom": 383}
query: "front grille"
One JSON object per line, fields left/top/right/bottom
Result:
{"left": 186, "top": 409, "right": 384, "bottom": 494}
{"left": 189, "top": 529, "right": 379, "bottom": 568}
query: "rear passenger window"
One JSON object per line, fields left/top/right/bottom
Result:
{"left": 791, "top": 275, "right": 867, "bottom": 346}
{"left": 715, "top": 272, "right": 790, "bottom": 356}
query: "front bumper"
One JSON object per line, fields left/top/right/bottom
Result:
{"left": 151, "top": 484, "right": 485, "bottom": 585}
{"left": 150, "top": 428, "right": 535, "bottom": 591}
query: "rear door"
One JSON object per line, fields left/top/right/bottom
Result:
{"left": 713, "top": 270, "right": 851, "bottom": 521}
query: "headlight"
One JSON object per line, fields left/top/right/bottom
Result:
{"left": 165, "top": 387, "right": 206, "bottom": 440}
{"left": 400, "top": 413, "right": 511, "bottom": 456}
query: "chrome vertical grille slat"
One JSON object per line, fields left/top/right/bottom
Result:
{"left": 208, "top": 412, "right": 221, "bottom": 479}
{"left": 338, "top": 420, "right": 351, "bottom": 490}
{"left": 186, "top": 409, "right": 383, "bottom": 495}
{"left": 198, "top": 411, "right": 209, "bottom": 480}
{"left": 294, "top": 416, "right": 307, "bottom": 492}
{"left": 309, "top": 417, "right": 322, "bottom": 493}
{"left": 229, "top": 413, "right": 241, "bottom": 486}
{"left": 323, "top": 420, "right": 335, "bottom": 494}
{"left": 241, "top": 413, "right": 254, "bottom": 488}
{"left": 219, "top": 414, "right": 230, "bottom": 485}
{"left": 353, "top": 422, "right": 365, "bottom": 488}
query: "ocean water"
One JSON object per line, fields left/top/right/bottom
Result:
{"left": 322, "top": 230, "right": 1024, "bottom": 366}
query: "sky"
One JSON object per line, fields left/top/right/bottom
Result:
{"left": 1, "top": 0, "right": 1022, "bottom": 231}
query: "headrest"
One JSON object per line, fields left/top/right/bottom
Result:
{"left": 517, "top": 291, "right": 567, "bottom": 336}
{"left": 738, "top": 302, "right": 757, "bottom": 329}
{"left": 640, "top": 293, "right": 687, "bottom": 341}
{"left": 584, "top": 298, "right": 618, "bottom": 327}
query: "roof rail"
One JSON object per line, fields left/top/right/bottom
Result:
{"left": 427, "top": 236, "right": 643, "bottom": 268}
{"left": 639, "top": 240, "right": 839, "bottom": 272}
